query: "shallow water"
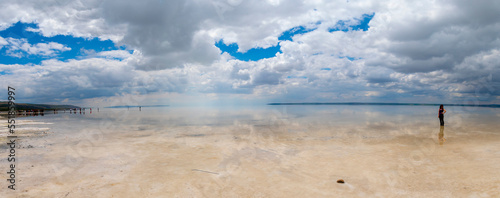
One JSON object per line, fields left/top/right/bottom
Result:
{"left": 9, "top": 104, "right": 500, "bottom": 133}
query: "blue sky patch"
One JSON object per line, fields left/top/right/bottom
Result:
{"left": 278, "top": 25, "right": 317, "bottom": 41}
{"left": 215, "top": 40, "right": 282, "bottom": 61}
{"left": 340, "top": 56, "right": 357, "bottom": 61}
{"left": 320, "top": 68, "right": 331, "bottom": 71}
{"left": 0, "top": 22, "right": 124, "bottom": 65}
{"left": 329, "top": 13, "right": 375, "bottom": 32}
{"left": 287, "top": 75, "right": 308, "bottom": 79}
{"left": 0, "top": 70, "right": 11, "bottom": 75}
{"left": 216, "top": 23, "right": 320, "bottom": 61}
{"left": 215, "top": 14, "right": 375, "bottom": 62}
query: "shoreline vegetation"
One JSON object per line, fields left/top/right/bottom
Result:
{"left": 267, "top": 102, "right": 500, "bottom": 108}
{"left": 0, "top": 102, "right": 80, "bottom": 112}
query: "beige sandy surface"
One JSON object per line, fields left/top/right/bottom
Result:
{"left": 1, "top": 110, "right": 500, "bottom": 198}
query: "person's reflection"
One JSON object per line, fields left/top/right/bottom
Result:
{"left": 439, "top": 126, "right": 446, "bottom": 145}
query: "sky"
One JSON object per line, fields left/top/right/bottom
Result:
{"left": 0, "top": 0, "right": 499, "bottom": 107}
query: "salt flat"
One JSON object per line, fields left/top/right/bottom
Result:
{"left": 1, "top": 105, "right": 499, "bottom": 197}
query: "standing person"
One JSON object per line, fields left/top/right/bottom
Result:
{"left": 438, "top": 104, "right": 446, "bottom": 126}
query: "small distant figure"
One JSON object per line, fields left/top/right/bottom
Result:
{"left": 139, "top": 106, "right": 141, "bottom": 111}
{"left": 438, "top": 104, "right": 447, "bottom": 126}
{"left": 98, "top": 108, "right": 99, "bottom": 112}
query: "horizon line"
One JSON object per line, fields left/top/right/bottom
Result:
{"left": 267, "top": 102, "right": 500, "bottom": 107}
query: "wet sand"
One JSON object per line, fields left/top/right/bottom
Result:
{"left": 1, "top": 106, "right": 500, "bottom": 197}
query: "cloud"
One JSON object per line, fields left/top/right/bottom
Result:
{"left": 364, "top": 66, "right": 396, "bottom": 84}
{"left": 96, "top": 50, "right": 133, "bottom": 60}
{"left": 253, "top": 70, "right": 282, "bottom": 86}
{"left": 2, "top": 37, "right": 70, "bottom": 57}
{"left": 0, "top": 36, "right": 7, "bottom": 49}
{"left": 365, "top": 0, "right": 500, "bottom": 74}
{"left": 99, "top": 0, "right": 222, "bottom": 70}
{"left": 364, "top": 91, "right": 381, "bottom": 97}
{"left": 0, "top": 0, "right": 499, "bottom": 105}
{"left": 1, "top": 58, "right": 132, "bottom": 101}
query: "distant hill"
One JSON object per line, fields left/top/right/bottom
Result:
{"left": 0, "top": 102, "right": 80, "bottom": 111}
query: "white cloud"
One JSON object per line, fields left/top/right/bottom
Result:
{"left": 3, "top": 37, "right": 70, "bottom": 57}
{"left": 0, "top": 36, "right": 7, "bottom": 49}
{"left": 23, "top": 41, "right": 71, "bottom": 56}
{"left": 364, "top": 91, "right": 381, "bottom": 97}
{"left": 96, "top": 50, "right": 133, "bottom": 59}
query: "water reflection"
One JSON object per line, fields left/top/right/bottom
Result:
{"left": 9, "top": 105, "right": 500, "bottom": 140}
{"left": 439, "top": 126, "right": 446, "bottom": 145}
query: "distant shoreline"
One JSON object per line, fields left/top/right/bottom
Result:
{"left": 0, "top": 102, "right": 80, "bottom": 111}
{"left": 267, "top": 102, "right": 500, "bottom": 108}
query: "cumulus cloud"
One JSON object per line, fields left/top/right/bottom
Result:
{"left": 3, "top": 38, "right": 71, "bottom": 57}
{"left": 99, "top": 0, "right": 223, "bottom": 70}
{"left": 95, "top": 50, "right": 133, "bottom": 60}
{"left": 0, "top": 36, "right": 7, "bottom": 49}
{"left": 1, "top": 58, "right": 131, "bottom": 101}
{"left": 365, "top": 0, "right": 500, "bottom": 75}
{"left": 0, "top": 0, "right": 499, "bottom": 105}
{"left": 0, "top": 0, "right": 124, "bottom": 40}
